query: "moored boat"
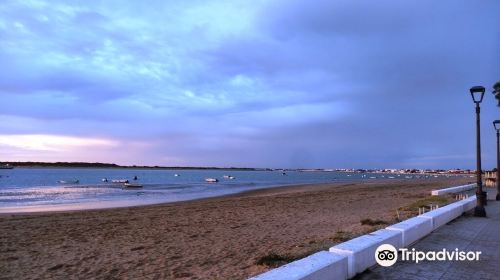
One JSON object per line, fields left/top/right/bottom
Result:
{"left": 0, "top": 164, "right": 14, "bottom": 169}
{"left": 123, "top": 183, "right": 143, "bottom": 189}
{"left": 57, "top": 180, "right": 79, "bottom": 184}
{"left": 205, "top": 178, "right": 218, "bottom": 183}
{"left": 112, "top": 179, "right": 129, "bottom": 183}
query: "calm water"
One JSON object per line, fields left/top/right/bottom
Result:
{"left": 0, "top": 168, "right": 453, "bottom": 212}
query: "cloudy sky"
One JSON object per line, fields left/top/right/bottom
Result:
{"left": 0, "top": 0, "right": 499, "bottom": 169}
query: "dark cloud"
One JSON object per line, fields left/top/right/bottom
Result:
{"left": 199, "top": 0, "right": 500, "bottom": 168}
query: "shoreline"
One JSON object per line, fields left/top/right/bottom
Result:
{"left": 0, "top": 177, "right": 472, "bottom": 279}
{"left": 0, "top": 177, "right": 470, "bottom": 215}
{"left": 0, "top": 181, "right": 345, "bottom": 215}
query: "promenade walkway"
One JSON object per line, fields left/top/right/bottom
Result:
{"left": 358, "top": 199, "right": 500, "bottom": 280}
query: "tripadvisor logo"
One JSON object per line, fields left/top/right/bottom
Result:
{"left": 375, "top": 244, "right": 398, "bottom": 267}
{"left": 375, "top": 244, "right": 482, "bottom": 267}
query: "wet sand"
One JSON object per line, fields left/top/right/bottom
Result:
{"left": 0, "top": 177, "right": 472, "bottom": 279}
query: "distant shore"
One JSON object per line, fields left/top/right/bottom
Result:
{"left": 0, "top": 177, "right": 472, "bottom": 279}
{"left": 0, "top": 161, "right": 261, "bottom": 171}
{"left": 0, "top": 162, "right": 479, "bottom": 175}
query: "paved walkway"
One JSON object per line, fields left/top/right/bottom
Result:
{"left": 358, "top": 199, "right": 500, "bottom": 280}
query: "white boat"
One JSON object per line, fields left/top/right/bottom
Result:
{"left": 123, "top": 183, "right": 143, "bottom": 189}
{"left": 205, "top": 178, "right": 218, "bottom": 183}
{"left": 102, "top": 178, "right": 108, "bottom": 182}
{"left": 57, "top": 180, "right": 79, "bottom": 184}
{"left": 223, "top": 175, "right": 235, "bottom": 179}
{"left": 112, "top": 179, "right": 129, "bottom": 183}
{"left": 174, "top": 174, "right": 180, "bottom": 177}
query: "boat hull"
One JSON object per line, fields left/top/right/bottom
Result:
{"left": 123, "top": 183, "right": 143, "bottom": 189}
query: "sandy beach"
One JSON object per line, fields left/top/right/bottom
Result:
{"left": 0, "top": 177, "right": 472, "bottom": 279}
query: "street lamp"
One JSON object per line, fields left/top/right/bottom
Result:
{"left": 494, "top": 120, "right": 500, "bottom": 200}
{"left": 470, "top": 86, "right": 486, "bottom": 217}
{"left": 493, "top": 82, "right": 500, "bottom": 107}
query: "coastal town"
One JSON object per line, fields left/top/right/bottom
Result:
{"left": 296, "top": 168, "right": 481, "bottom": 174}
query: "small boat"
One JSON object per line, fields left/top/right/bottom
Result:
{"left": 223, "top": 175, "right": 235, "bottom": 179}
{"left": 205, "top": 178, "right": 218, "bottom": 183}
{"left": 0, "top": 164, "right": 13, "bottom": 169}
{"left": 102, "top": 178, "right": 108, "bottom": 182}
{"left": 112, "top": 179, "right": 129, "bottom": 183}
{"left": 123, "top": 183, "right": 143, "bottom": 189}
{"left": 174, "top": 174, "right": 180, "bottom": 177}
{"left": 57, "top": 180, "right": 79, "bottom": 184}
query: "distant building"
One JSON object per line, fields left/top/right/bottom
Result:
{"left": 485, "top": 171, "right": 497, "bottom": 187}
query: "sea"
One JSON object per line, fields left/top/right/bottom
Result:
{"left": 0, "top": 168, "right": 463, "bottom": 213}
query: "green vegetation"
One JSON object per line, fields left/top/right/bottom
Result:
{"left": 360, "top": 218, "right": 389, "bottom": 226}
{"left": 330, "top": 230, "right": 352, "bottom": 242}
{"left": 255, "top": 253, "right": 296, "bottom": 267}
{"left": 256, "top": 230, "right": 365, "bottom": 268}
{"left": 400, "top": 195, "right": 449, "bottom": 212}
{"left": 396, "top": 195, "right": 451, "bottom": 220}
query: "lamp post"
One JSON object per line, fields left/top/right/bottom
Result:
{"left": 493, "top": 82, "right": 500, "bottom": 107}
{"left": 494, "top": 120, "right": 500, "bottom": 200}
{"left": 470, "top": 86, "right": 486, "bottom": 217}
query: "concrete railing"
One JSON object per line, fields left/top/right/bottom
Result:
{"left": 419, "top": 201, "right": 464, "bottom": 229}
{"left": 250, "top": 195, "right": 476, "bottom": 280}
{"left": 457, "top": 195, "right": 476, "bottom": 212}
{"left": 386, "top": 216, "right": 433, "bottom": 247}
{"left": 248, "top": 251, "right": 347, "bottom": 280}
{"left": 329, "top": 229, "right": 401, "bottom": 278}
{"left": 431, "top": 183, "right": 476, "bottom": 196}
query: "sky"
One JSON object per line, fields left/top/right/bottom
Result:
{"left": 0, "top": 0, "right": 499, "bottom": 169}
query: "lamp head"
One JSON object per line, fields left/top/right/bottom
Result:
{"left": 470, "top": 86, "right": 485, "bottom": 103}
{"left": 494, "top": 120, "right": 500, "bottom": 131}
{"left": 493, "top": 82, "right": 500, "bottom": 107}
{"left": 493, "top": 82, "right": 500, "bottom": 92}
